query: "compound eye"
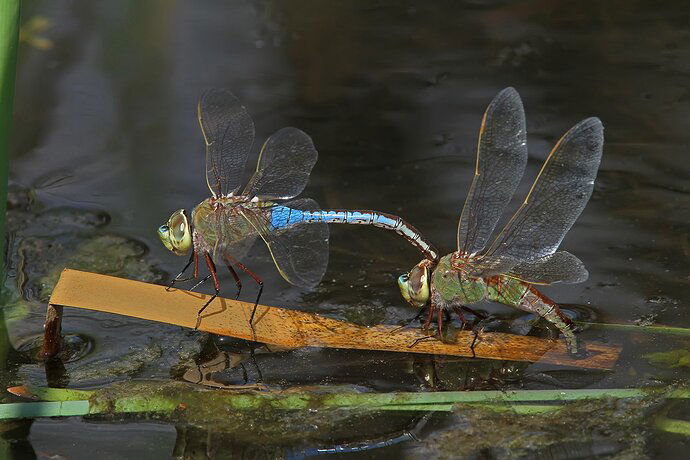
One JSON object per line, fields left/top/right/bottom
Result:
{"left": 408, "top": 267, "right": 424, "bottom": 292}
{"left": 170, "top": 213, "right": 187, "bottom": 241}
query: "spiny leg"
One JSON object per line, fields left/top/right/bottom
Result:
{"left": 459, "top": 305, "right": 486, "bottom": 320}
{"left": 221, "top": 256, "right": 242, "bottom": 299}
{"left": 469, "top": 328, "right": 480, "bottom": 359}
{"left": 166, "top": 251, "right": 197, "bottom": 291}
{"left": 408, "top": 335, "right": 436, "bottom": 349}
{"left": 466, "top": 312, "right": 498, "bottom": 358}
{"left": 190, "top": 274, "right": 212, "bottom": 291}
{"left": 409, "top": 301, "right": 440, "bottom": 348}
{"left": 422, "top": 302, "right": 436, "bottom": 330}
{"left": 451, "top": 305, "right": 487, "bottom": 330}
{"left": 224, "top": 252, "right": 263, "bottom": 341}
{"left": 195, "top": 252, "right": 220, "bottom": 330}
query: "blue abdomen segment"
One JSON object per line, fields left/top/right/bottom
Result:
{"left": 269, "top": 206, "right": 439, "bottom": 261}
{"left": 271, "top": 206, "right": 379, "bottom": 229}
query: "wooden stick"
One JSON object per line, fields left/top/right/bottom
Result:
{"left": 42, "top": 304, "right": 63, "bottom": 359}
{"left": 48, "top": 269, "right": 620, "bottom": 370}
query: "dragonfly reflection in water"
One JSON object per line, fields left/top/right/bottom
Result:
{"left": 398, "top": 88, "right": 604, "bottom": 354}
{"left": 158, "top": 89, "right": 439, "bottom": 329}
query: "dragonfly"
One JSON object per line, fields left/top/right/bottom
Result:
{"left": 397, "top": 87, "right": 604, "bottom": 354}
{"left": 158, "top": 88, "right": 439, "bottom": 330}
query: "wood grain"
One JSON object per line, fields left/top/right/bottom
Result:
{"left": 48, "top": 269, "right": 620, "bottom": 369}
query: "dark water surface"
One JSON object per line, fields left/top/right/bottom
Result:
{"left": 4, "top": 0, "right": 689, "bottom": 458}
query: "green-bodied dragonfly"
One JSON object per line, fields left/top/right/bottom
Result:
{"left": 397, "top": 87, "right": 604, "bottom": 353}
{"left": 158, "top": 89, "right": 439, "bottom": 328}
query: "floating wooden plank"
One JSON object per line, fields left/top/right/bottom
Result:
{"left": 47, "top": 269, "right": 620, "bottom": 369}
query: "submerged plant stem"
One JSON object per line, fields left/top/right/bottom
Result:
{"left": 576, "top": 321, "right": 690, "bottom": 337}
{"left": 9, "top": 384, "right": 690, "bottom": 409}
{"left": 3, "top": 385, "right": 688, "bottom": 436}
{"left": 654, "top": 416, "right": 690, "bottom": 436}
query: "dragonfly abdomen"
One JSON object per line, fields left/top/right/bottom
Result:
{"left": 270, "top": 206, "right": 439, "bottom": 261}
{"left": 486, "top": 276, "right": 577, "bottom": 353}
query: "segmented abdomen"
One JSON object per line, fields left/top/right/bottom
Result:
{"left": 270, "top": 206, "right": 439, "bottom": 261}
{"left": 486, "top": 276, "right": 577, "bottom": 353}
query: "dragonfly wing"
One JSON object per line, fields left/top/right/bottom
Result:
{"left": 466, "top": 254, "right": 521, "bottom": 278}
{"left": 198, "top": 89, "right": 255, "bottom": 197}
{"left": 480, "top": 117, "right": 604, "bottom": 266}
{"left": 215, "top": 233, "right": 258, "bottom": 264}
{"left": 457, "top": 87, "right": 527, "bottom": 255}
{"left": 508, "top": 251, "right": 588, "bottom": 284}
{"left": 243, "top": 127, "right": 318, "bottom": 201}
{"left": 240, "top": 198, "right": 329, "bottom": 288}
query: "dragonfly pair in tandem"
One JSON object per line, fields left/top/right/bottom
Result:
{"left": 158, "top": 89, "right": 439, "bottom": 331}
{"left": 158, "top": 87, "right": 603, "bottom": 354}
{"left": 398, "top": 88, "right": 604, "bottom": 354}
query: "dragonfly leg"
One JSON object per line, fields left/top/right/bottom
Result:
{"left": 459, "top": 305, "right": 486, "bottom": 320}
{"left": 194, "top": 250, "right": 199, "bottom": 278}
{"left": 221, "top": 256, "right": 242, "bottom": 299}
{"left": 467, "top": 314, "right": 497, "bottom": 358}
{"left": 166, "top": 251, "right": 197, "bottom": 291}
{"left": 422, "top": 302, "right": 435, "bottom": 330}
{"left": 195, "top": 252, "right": 220, "bottom": 330}
{"left": 469, "top": 324, "right": 484, "bottom": 359}
{"left": 190, "top": 273, "right": 212, "bottom": 291}
{"left": 223, "top": 253, "right": 264, "bottom": 341}
{"left": 407, "top": 335, "right": 436, "bottom": 349}
{"left": 450, "top": 305, "right": 485, "bottom": 330}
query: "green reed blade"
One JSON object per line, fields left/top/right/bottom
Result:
{"left": 576, "top": 321, "right": 690, "bottom": 337}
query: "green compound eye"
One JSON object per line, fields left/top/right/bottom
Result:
{"left": 158, "top": 209, "right": 192, "bottom": 255}
{"left": 398, "top": 263, "right": 430, "bottom": 308}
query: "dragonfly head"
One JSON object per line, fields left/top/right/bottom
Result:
{"left": 158, "top": 209, "right": 192, "bottom": 256}
{"left": 398, "top": 261, "right": 430, "bottom": 308}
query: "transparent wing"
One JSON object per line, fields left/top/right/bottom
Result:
{"left": 479, "top": 117, "right": 604, "bottom": 272}
{"left": 457, "top": 87, "right": 527, "bottom": 255}
{"left": 508, "top": 251, "right": 588, "bottom": 284}
{"left": 240, "top": 198, "right": 329, "bottom": 288}
{"left": 214, "top": 233, "right": 258, "bottom": 265}
{"left": 198, "top": 89, "right": 255, "bottom": 197}
{"left": 243, "top": 127, "right": 318, "bottom": 201}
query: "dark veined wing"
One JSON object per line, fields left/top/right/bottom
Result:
{"left": 198, "top": 89, "right": 255, "bottom": 198}
{"left": 457, "top": 87, "right": 528, "bottom": 256}
{"left": 508, "top": 251, "right": 588, "bottom": 284}
{"left": 243, "top": 127, "right": 318, "bottom": 201}
{"left": 240, "top": 198, "right": 329, "bottom": 288}
{"left": 477, "top": 117, "right": 604, "bottom": 275}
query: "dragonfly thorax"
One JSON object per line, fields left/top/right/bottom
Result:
{"left": 431, "top": 253, "right": 488, "bottom": 305}
{"left": 209, "top": 195, "right": 250, "bottom": 209}
{"left": 449, "top": 251, "right": 482, "bottom": 277}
